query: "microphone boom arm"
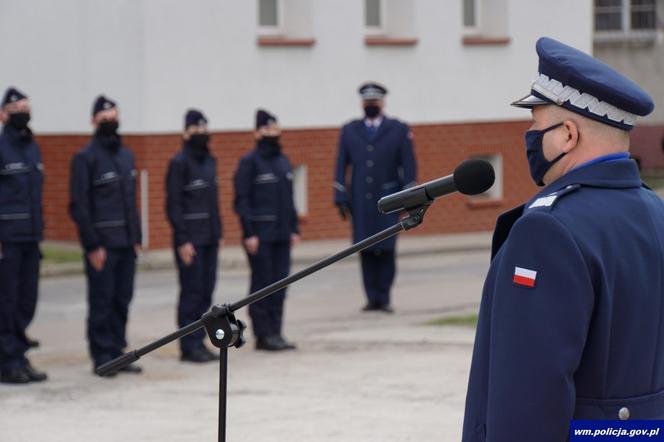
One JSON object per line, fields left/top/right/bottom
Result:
{"left": 97, "top": 203, "right": 431, "bottom": 442}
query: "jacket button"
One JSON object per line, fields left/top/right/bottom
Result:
{"left": 366, "top": 193, "right": 373, "bottom": 199}
{"left": 367, "top": 145, "right": 374, "bottom": 152}
{"left": 366, "top": 177, "right": 373, "bottom": 183}
{"left": 366, "top": 160, "right": 374, "bottom": 167}
{"left": 618, "top": 407, "right": 630, "bottom": 420}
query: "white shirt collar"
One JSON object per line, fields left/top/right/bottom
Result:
{"left": 364, "top": 116, "right": 383, "bottom": 128}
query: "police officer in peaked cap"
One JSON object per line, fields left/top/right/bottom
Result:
{"left": 462, "top": 37, "right": 664, "bottom": 441}
{"left": 334, "top": 82, "right": 417, "bottom": 313}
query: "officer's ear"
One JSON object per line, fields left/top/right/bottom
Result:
{"left": 561, "top": 119, "right": 580, "bottom": 153}
{"left": 0, "top": 109, "right": 6, "bottom": 124}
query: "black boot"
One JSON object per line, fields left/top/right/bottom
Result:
{"left": 22, "top": 363, "right": 47, "bottom": 382}
{"left": 181, "top": 347, "right": 216, "bottom": 363}
{"left": 26, "top": 336, "right": 40, "bottom": 349}
{"left": 118, "top": 363, "right": 143, "bottom": 374}
{"left": 1, "top": 368, "right": 32, "bottom": 384}
{"left": 255, "top": 335, "right": 287, "bottom": 351}
{"left": 275, "top": 335, "right": 297, "bottom": 350}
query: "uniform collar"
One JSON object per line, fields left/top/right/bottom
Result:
{"left": 93, "top": 133, "right": 121, "bottom": 152}
{"left": 355, "top": 117, "right": 390, "bottom": 142}
{"left": 533, "top": 157, "right": 641, "bottom": 201}
{"left": 2, "top": 124, "right": 33, "bottom": 145}
{"left": 364, "top": 116, "right": 383, "bottom": 128}
{"left": 570, "top": 152, "right": 630, "bottom": 172}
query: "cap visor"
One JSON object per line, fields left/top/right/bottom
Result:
{"left": 511, "top": 93, "right": 550, "bottom": 109}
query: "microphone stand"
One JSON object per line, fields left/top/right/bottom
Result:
{"left": 97, "top": 201, "right": 431, "bottom": 442}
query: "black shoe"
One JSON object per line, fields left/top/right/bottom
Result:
{"left": 93, "top": 364, "right": 117, "bottom": 378}
{"left": 0, "top": 368, "right": 32, "bottom": 384}
{"left": 26, "top": 337, "right": 40, "bottom": 349}
{"left": 378, "top": 305, "right": 394, "bottom": 314}
{"left": 118, "top": 363, "right": 143, "bottom": 374}
{"left": 255, "top": 335, "right": 287, "bottom": 351}
{"left": 22, "top": 363, "right": 47, "bottom": 382}
{"left": 362, "top": 303, "right": 379, "bottom": 312}
{"left": 275, "top": 335, "right": 297, "bottom": 350}
{"left": 181, "top": 347, "right": 216, "bottom": 363}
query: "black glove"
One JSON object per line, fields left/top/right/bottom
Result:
{"left": 336, "top": 202, "right": 351, "bottom": 220}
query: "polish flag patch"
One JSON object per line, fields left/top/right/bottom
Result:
{"left": 513, "top": 266, "right": 537, "bottom": 288}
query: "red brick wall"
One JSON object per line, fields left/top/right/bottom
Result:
{"left": 36, "top": 120, "right": 538, "bottom": 249}
{"left": 630, "top": 124, "right": 664, "bottom": 169}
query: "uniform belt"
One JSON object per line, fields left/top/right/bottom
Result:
{"left": 0, "top": 213, "right": 30, "bottom": 220}
{"left": 183, "top": 213, "right": 210, "bottom": 220}
{"left": 92, "top": 220, "right": 126, "bottom": 228}
{"left": 250, "top": 215, "right": 277, "bottom": 221}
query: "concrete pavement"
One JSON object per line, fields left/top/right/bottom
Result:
{"left": 1, "top": 236, "right": 491, "bottom": 441}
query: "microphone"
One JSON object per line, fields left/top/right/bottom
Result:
{"left": 377, "top": 159, "right": 495, "bottom": 214}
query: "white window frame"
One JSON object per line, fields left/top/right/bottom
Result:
{"left": 365, "top": 0, "right": 386, "bottom": 35}
{"left": 258, "top": 0, "right": 284, "bottom": 36}
{"left": 462, "top": 0, "right": 480, "bottom": 34}
{"left": 594, "top": 0, "right": 658, "bottom": 42}
{"left": 469, "top": 154, "right": 502, "bottom": 201}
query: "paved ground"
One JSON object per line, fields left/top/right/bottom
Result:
{"left": 0, "top": 237, "right": 490, "bottom": 441}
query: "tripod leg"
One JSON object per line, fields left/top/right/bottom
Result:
{"left": 219, "top": 346, "right": 228, "bottom": 442}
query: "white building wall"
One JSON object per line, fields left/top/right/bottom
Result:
{"left": 0, "top": 0, "right": 592, "bottom": 134}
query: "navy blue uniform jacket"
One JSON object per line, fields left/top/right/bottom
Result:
{"left": 69, "top": 136, "right": 142, "bottom": 251}
{"left": 166, "top": 145, "right": 222, "bottom": 247}
{"left": 0, "top": 126, "right": 43, "bottom": 242}
{"left": 463, "top": 158, "right": 664, "bottom": 441}
{"left": 233, "top": 143, "right": 299, "bottom": 242}
{"left": 334, "top": 117, "right": 416, "bottom": 250}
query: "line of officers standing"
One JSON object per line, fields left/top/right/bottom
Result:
{"left": 0, "top": 82, "right": 417, "bottom": 384}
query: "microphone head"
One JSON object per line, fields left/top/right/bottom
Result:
{"left": 453, "top": 159, "right": 495, "bottom": 195}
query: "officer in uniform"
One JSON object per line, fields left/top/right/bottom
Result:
{"left": 233, "top": 109, "right": 299, "bottom": 351}
{"left": 69, "top": 95, "right": 142, "bottom": 376}
{"left": 462, "top": 37, "right": 664, "bottom": 441}
{"left": 166, "top": 109, "right": 222, "bottom": 363}
{"left": 0, "top": 87, "right": 47, "bottom": 384}
{"left": 334, "top": 82, "right": 417, "bottom": 313}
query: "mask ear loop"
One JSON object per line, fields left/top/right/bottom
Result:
{"left": 542, "top": 122, "right": 567, "bottom": 165}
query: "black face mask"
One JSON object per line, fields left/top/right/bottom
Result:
{"left": 262, "top": 135, "right": 280, "bottom": 145}
{"left": 363, "top": 105, "right": 381, "bottom": 119}
{"left": 189, "top": 133, "right": 210, "bottom": 150}
{"left": 8, "top": 112, "right": 31, "bottom": 130}
{"left": 258, "top": 136, "right": 281, "bottom": 157}
{"left": 525, "top": 122, "right": 566, "bottom": 186}
{"left": 96, "top": 120, "right": 119, "bottom": 137}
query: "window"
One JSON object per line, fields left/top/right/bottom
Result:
{"left": 258, "top": 0, "right": 281, "bottom": 31}
{"left": 460, "top": 0, "right": 510, "bottom": 45}
{"left": 632, "top": 0, "right": 657, "bottom": 29}
{"left": 256, "top": 0, "right": 317, "bottom": 45}
{"left": 469, "top": 155, "right": 501, "bottom": 201}
{"left": 365, "top": 0, "right": 385, "bottom": 33}
{"left": 463, "top": 0, "right": 478, "bottom": 30}
{"left": 595, "top": 0, "right": 657, "bottom": 33}
{"left": 293, "top": 164, "right": 308, "bottom": 215}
